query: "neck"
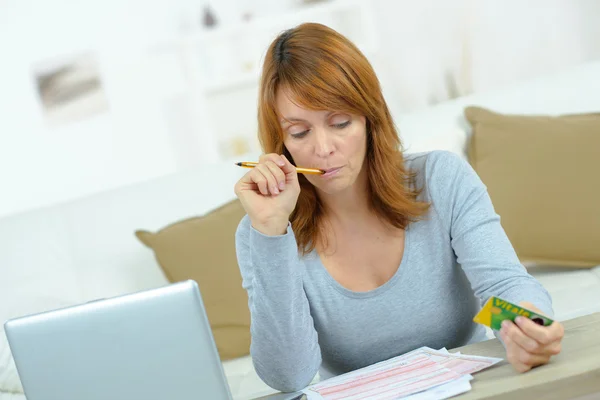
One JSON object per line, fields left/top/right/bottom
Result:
{"left": 318, "top": 164, "right": 372, "bottom": 225}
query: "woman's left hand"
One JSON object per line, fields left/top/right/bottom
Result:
{"left": 500, "top": 302, "right": 564, "bottom": 373}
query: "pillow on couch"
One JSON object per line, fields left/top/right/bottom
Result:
{"left": 135, "top": 199, "right": 250, "bottom": 360}
{"left": 465, "top": 106, "right": 600, "bottom": 267}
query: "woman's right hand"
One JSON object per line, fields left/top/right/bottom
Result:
{"left": 234, "top": 153, "right": 300, "bottom": 236}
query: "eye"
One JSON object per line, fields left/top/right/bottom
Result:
{"left": 287, "top": 123, "right": 310, "bottom": 139}
{"left": 332, "top": 120, "right": 351, "bottom": 129}
{"left": 290, "top": 129, "right": 310, "bottom": 139}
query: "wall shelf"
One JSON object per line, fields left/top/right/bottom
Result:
{"left": 147, "top": 0, "right": 379, "bottom": 165}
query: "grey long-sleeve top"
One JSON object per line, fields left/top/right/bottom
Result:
{"left": 235, "top": 150, "right": 553, "bottom": 392}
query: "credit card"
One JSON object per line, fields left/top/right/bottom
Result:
{"left": 473, "top": 296, "right": 554, "bottom": 330}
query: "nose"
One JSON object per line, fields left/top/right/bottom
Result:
{"left": 313, "top": 128, "right": 334, "bottom": 158}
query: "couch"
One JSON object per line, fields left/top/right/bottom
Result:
{"left": 2, "top": 60, "right": 600, "bottom": 400}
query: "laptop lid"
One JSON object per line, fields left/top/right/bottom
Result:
{"left": 5, "top": 280, "right": 232, "bottom": 400}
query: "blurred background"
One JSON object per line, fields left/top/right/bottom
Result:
{"left": 1, "top": 0, "right": 599, "bottom": 218}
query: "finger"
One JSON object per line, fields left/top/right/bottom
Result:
{"left": 234, "top": 180, "right": 261, "bottom": 195}
{"left": 243, "top": 182, "right": 261, "bottom": 193}
{"left": 259, "top": 153, "right": 286, "bottom": 168}
{"left": 255, "top": 163, "right": 280, "bottom": 195}
{"left": 501, "top": 320, "right": 543, "bottom": 354}
{"left": 236, "top": 170, "right": 257, "bottom": 194}
{"left": 280, "top": 154, "right": 298, "bottom": 180}
{"left": 515, "top": 350, "right": 551, "bottom": 368}
{"left": 502, "top": 333, "right": 532, "bottom": 373}
{"left": 515, "top": 317, "right": 564, "bottom": 345}
{"left": 249, "top": 168, "right": 270, "bottom": 195}
{"left": 501, "top": 321, "right": 563, "bottom": 359}
{"left": 546, "top": 340, "right": 562, "bottom": 356}
{"left": 513, "top": 318, "right": 564, "bottom": 356}
{"left": 510, "top": 352, "right": 551, "bottom": 371}
{"left": 502, "top": 332, "right": 550, "bottom": 372}
{"left": 511, "top": 362, "right": 532, "bottom": 374}
{"left": 263, "top": 160, "right": 287, "bottom": 191}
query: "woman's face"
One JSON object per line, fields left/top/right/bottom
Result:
{"left": 276, "top": 88, "right": 368, "bottom": 195}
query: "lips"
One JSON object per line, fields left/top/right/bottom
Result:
{"left": 321, "top": 166, "right": 343, "bottom": 177}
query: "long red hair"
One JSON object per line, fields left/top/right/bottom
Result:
{"left": 258, "top": 23, "right": 429, "bottom": 254}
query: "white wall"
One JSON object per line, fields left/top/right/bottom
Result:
{"left": 0, "top": 0, "right": 303, "bottom": 219}
{"left": 367, "top": 0, "right": 467, "bottom": 113}
{"left": 0, "top": 0, "right": 190, "bottom": 218}
{"left": 369, "top": 0, "right": 600, "bottom": 112}
{"left": 1, "top": 0, "right": 599, "bottom": 219}
{"left": 467, "top": 0, "right": 596, "bottom": 93}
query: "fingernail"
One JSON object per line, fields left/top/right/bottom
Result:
{"left": 279, "top": 181, "right": 285, "bottom": 190}
{"left": 277, "top": 159, "right": 285, "bottom": 166}
{"left": 502, "top": 320, "right": 510, "bottom": 329}
{"left": 516, "top": 316, "right": 524, "bottom": 325}
{"left": 272, "top": 186, "right": 279, "bottom": 194}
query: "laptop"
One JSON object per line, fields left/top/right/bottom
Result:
{"left": 5, "top": 280, "right": 233, "bottom": 400}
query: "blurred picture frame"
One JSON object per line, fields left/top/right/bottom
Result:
{"left": 33, "top": 52, "right": 109, "bottom": 127}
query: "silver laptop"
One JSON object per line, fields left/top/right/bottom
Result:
{"left": 5, "top": 280, "right": 233, "bottom": 400}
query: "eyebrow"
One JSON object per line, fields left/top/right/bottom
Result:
{"left": 280, "top": 111, "right": 338, "bottom": 124}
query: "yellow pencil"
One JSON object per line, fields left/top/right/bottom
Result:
{"left": 235, "top": 162, "right": 325, "bottom": 175}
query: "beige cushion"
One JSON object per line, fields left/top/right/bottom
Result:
{"left": 465, "top": 106, "right": 600, "bottom": 267}
{"left": 135, "top": 199, "right": 250, "bottom": 360}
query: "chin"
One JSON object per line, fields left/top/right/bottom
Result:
{"left": 308, "top": 176, "right": 353, "bottom": 195}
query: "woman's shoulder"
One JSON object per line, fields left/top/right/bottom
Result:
{"left": 403, "top": 150, "right": 486, "bottom": 220}
{"left": 404, "top": 150, "right": 471, "bottom": 191}
{"left": 403, "top": 150, "right": 466, "bottom": 175}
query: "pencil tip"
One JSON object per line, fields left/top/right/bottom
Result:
{"left": 235, "top": 162, "right": 241, "bottom": 166}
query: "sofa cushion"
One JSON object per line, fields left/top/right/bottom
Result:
{"left": 465, "top": 106, "right": 600, "bottom": 267}
{"left": 135, "top": 199, "right": 250, "bottom": 360}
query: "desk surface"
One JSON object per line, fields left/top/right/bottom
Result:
{"left": 451, "top": 312, "right": 600, "bottom": 399}
{"left": 255, "top": 312, "right": 600, "bottom": 400}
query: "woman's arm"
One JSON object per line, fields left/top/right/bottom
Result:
{"left": 425, "top": 151, "right": 565, "bottom": 372}
{"left": 235, "top": 215, "right": 321, "bottom": 392}
{"left": 426, "top": 151, "right": 553, "bottom": 315}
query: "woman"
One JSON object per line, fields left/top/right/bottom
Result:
{"left": 234, "top": 23, "right": 564, "bottom": 392}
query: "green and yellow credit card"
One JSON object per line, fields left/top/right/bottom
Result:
{"left": 473, "top": 296, "right": 554, "bottom": 330}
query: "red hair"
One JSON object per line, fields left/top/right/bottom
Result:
{"left": 258, "top": 23, "right": 429, "bottom": 254}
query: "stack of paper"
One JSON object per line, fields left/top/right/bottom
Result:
{"left": 302, "top": 347, "right": 502, "bottom": 400}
